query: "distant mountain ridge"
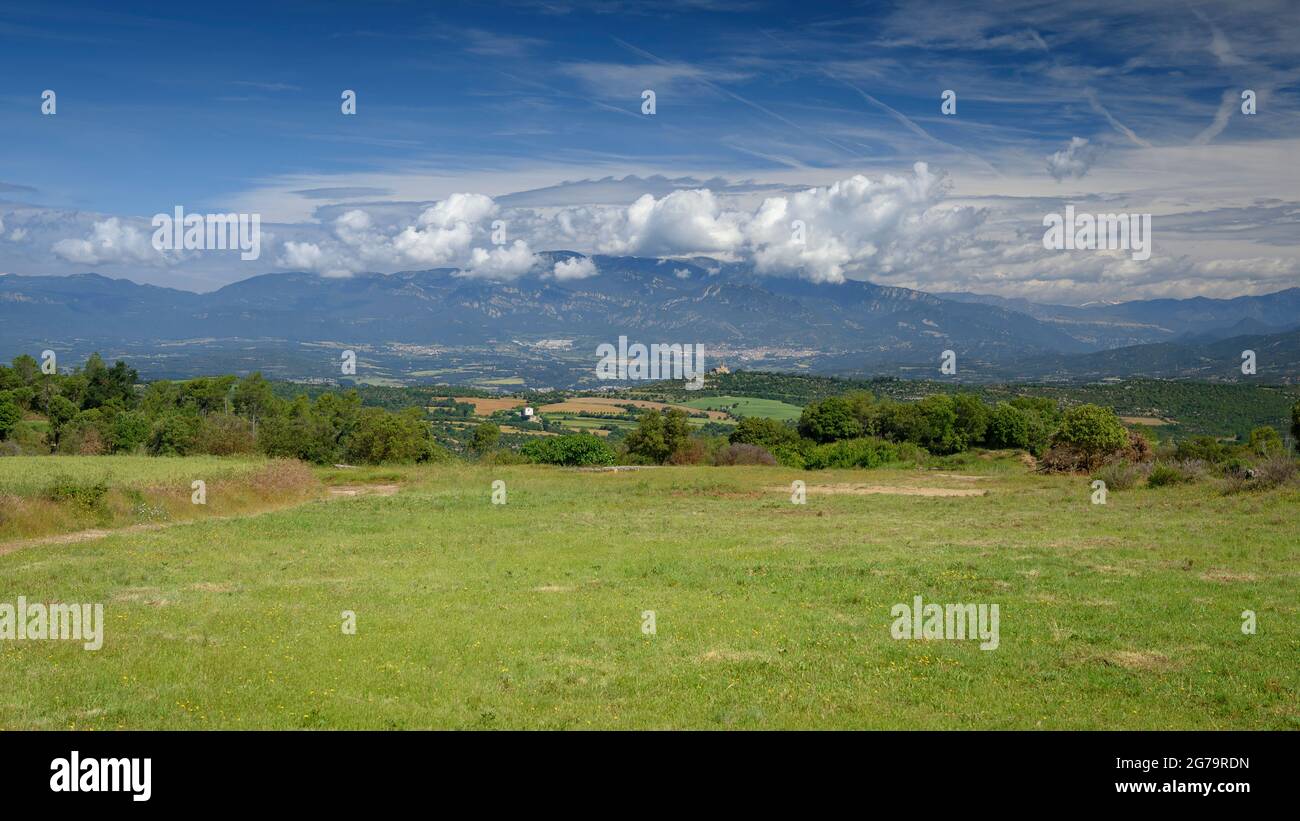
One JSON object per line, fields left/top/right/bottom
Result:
{"left": 2, "top": 255, "right": 1298, "bottom": 385}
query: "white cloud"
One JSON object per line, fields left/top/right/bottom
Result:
{"left": 52, "top": 217, "right": 159, "bottom": 265}
{"left": 551, "top": 256, "right": 599, "bottom": 280}
{"left": 1046, "top": 137, "right": 1099, "bottom": 181}
{"left": 462, "top": 239, "right": 537, "bottom": 279}
{"left": 392, "top": 193, "right": 496, "bottom": 266}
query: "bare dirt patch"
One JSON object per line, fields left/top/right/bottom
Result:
{"left": 328, "top": 484, "right": 400, "bottom": 497}
{"left": 766, "top": 483, "right": 986, "bottom": 498}
{"left": 435, "top": 397, "right": 524, "bottom": 415}
{"left": 700, "top": 649, "right": 770, "bottom": 663}
{"left": 1103, "top": 650, "right": 1179, "bottom": 672}
{"left": 1199, "top": 569, "right": 1259, "bottom": 583}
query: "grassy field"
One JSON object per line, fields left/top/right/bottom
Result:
{"left": 0, "top": 457, "right": 1296, "bottom": 729}
{"left": 0, "top": 456, "right": 318, "bottom": 543}
{"left": 682, "top": 395, "right": 804, "bottom": 421}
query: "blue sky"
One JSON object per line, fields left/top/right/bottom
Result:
{"left": 2, "top": 0, "right": 1298, "bottom": 303}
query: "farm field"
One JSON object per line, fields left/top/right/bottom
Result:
{"left": 538, "top": 397, "right": 729, "bottom": 420}
{"left": 682, "top": 395, "right": 804, "bottom": 421}
{"left": 0, "top": 457, "right": 1295, "bottom": 730}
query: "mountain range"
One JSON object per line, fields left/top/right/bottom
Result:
{"left": 2, "top": 252, "right": 1297, "bottom": 387}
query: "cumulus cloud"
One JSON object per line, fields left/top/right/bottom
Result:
{"left": 52, "top": 217, "right": 159, "bottom": 265}
{"left": 462, "top": 239, "right": 537, "bottom": 279}
{"left": 551, "top": 256, "right": 599, "bottom": 280}
{"left": 1046, "top": 137, "right": 1099, "bottom": 181}
{"left": 260, "top": 165, "right": 983, "bottom": 286}
{"left": 392, "top": 194, "right": 495, "bottom": 266}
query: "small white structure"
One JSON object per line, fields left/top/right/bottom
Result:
{"left": 522, "top": 406, "right": 535, "bottom": 419}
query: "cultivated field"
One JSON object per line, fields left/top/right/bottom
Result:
{"left": 0, "top": 457, "right": 1296, "bottom": 729}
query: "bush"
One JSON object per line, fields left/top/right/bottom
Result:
{"left": 1247, "top": 426, "right": 1284, "bottom": 457}
{"left": 1251, "top": 455, "right": 1298, "bottom": 489}
{"left": 345, "top": 407, "right": 439, "bottom": 464}
{"left": 148, "top": 412, "right": 202, "bottom": 456}
{"left": 729, "top": 417, "right": 798, "bottom": 450}
{"left": 1042, "top": 404, "right": 1129, "bottom": 472}
{"left": 1174, "top": 435, "right": 1232, "bottom": 464}
{"left": 0, "top": 399, "right": 20, "bottom": 440}
{"left": 470, "top": 422, "right": 501, "bottom": 454}
{"left": 798, "top": 397, "right": 863, "bottom": 443}
{"left": 804, "top": 437, "right": 899, "bottom": 470}
{"left": 624, "top": 409, "right": 691, "bottom": 464}
{"left": 111, "top": 411, "right": 151, "bottom": 453}
{"left": 1093, "top": 460, "right": 1143, "bottom": 491}
{"left": 985, "top": 402, "right": 1030, "bottom": 450}
{"left": 1147, "top": 462, "right": 1197, "bottom": 487}
{"left": 667, "top": 439, "right": 710, "bottom": 465}
{"left": 713, "top": 443, "right": 777, "bottom": 466}
{"left": 195, "top": 413, "right": 258, "bottom": 456}
{"left": 522, "top": 434, "right": 616, "bottom": 466}
{"left": 44, "top": 474, "right": 110, "bottom": 511}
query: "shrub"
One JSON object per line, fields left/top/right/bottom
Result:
{"left": 470, "top": 422, "right": 501, "bottom": 454}
{"left": 804, "top": 437, "right": 899, "bottom": 470}
{"left": 667, "top": 439, "right": 710, "bottom": 465}
{"left": 1247, "top": 426, "right": 1284, "bottom": 457}
{"left": 478, "top": 448, "right": 531, "bottom": 467}
{"left": 345, "top": 407, "right": 438, "bottom": 464}
{"left": 110, "top": 411, "right": 151, "bottom": 453}
{"left": 624, "top": 409, "right": 692, "bottom": 464}
{"left": 1042, "top": 405, "right": 1129, "bottom": 471}
{"left": 713, "top": 443, "right": 777, "bottom": 466}
{"left": 195, "top": 413, "right": 258, "bottom": 456}
{"left": 1174, "top": 435, "right": 1232, "bottom": 464}
{"left": 1122, "top": 429, "right": 1154, "bottom": 463}
{"left": 0, "top": 399, "right": 20, "bottom": 440}
{"left": 1251, "top": 455, "right": 1298, "bottom": 489}
{"left": 1147, "top": 462, "right": 1197, "bottom": 488}
{"left": 44, "top": 474, "right": 110, "bottom": 511}
{"left": 522, "top": 434, "right": 616, "bottom": 466}
{"left": 729, "top": 417, "right": 798, "bottom": 450}
{"left": 985, "top": 402, "right": 1030, "bottom": 450}
{"left": 1093, "top": 460, "right": 1142, "bottom": 491}
{"left": 770, "top": 442, "right": 809, "bottom": 470}
{"left": 798, "top": 397, "right": 863, "bottom": 443}
{"left": 148, "top": 412, "right": 202, "bottom": 456}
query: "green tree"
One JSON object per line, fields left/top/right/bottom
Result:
{"left": 110, "top": 410, "right": 151, "bottom": 453}
{"left": 470, "top": 422, "right": 501, "bottom": 453}
{"left": 729, "top": 416, "right": 798, "bottom": 450}
{"left": 952, "top": 393, "right": 989, "bottom": 449}
{"left": 0, "top": 399, "right": 21, "bottom": 440}
{"left": 1050, "top": 404, "right": 1128, "bottom": 458}
{"left": 147, "top": 411, "right": 202, "bottom": 456}
{"left": 625, "top": 409, "right": 693, "bottom": 463}
{"left": 344, "top": 407, "right": 435, "bottom": 464}
{"left": 1247, "top": 426, "right": 1283, "bottom": 456}
{"left": 1292, "top": 400, "right": 1300, "bottom": 452}
{"left": 798, "top": 397, "right": 863, "bottom": 443}
{"left": 522, "top": 434, "right": 615, "bottom": 466}
{"left": 232, "top": 372, "right": 277, "bottom": 429}
{"left": 985, "top": 402, "right": 1031, "bottom": 450}
{"left": 46, "top": 394, "right": 78, "bottom": 444}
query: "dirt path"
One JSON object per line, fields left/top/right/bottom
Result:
{"left": 768, "top": 483, "right": 987, "bottom": 497}
{"left": 0, "top": 483, "right": 403, "bottom": 557}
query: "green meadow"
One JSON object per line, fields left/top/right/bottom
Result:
{"left": 681, "top": 395, "right": 804, "bottom": 421}
{"left": 0, "top": 457, "right": 1295, "bottom": 729}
